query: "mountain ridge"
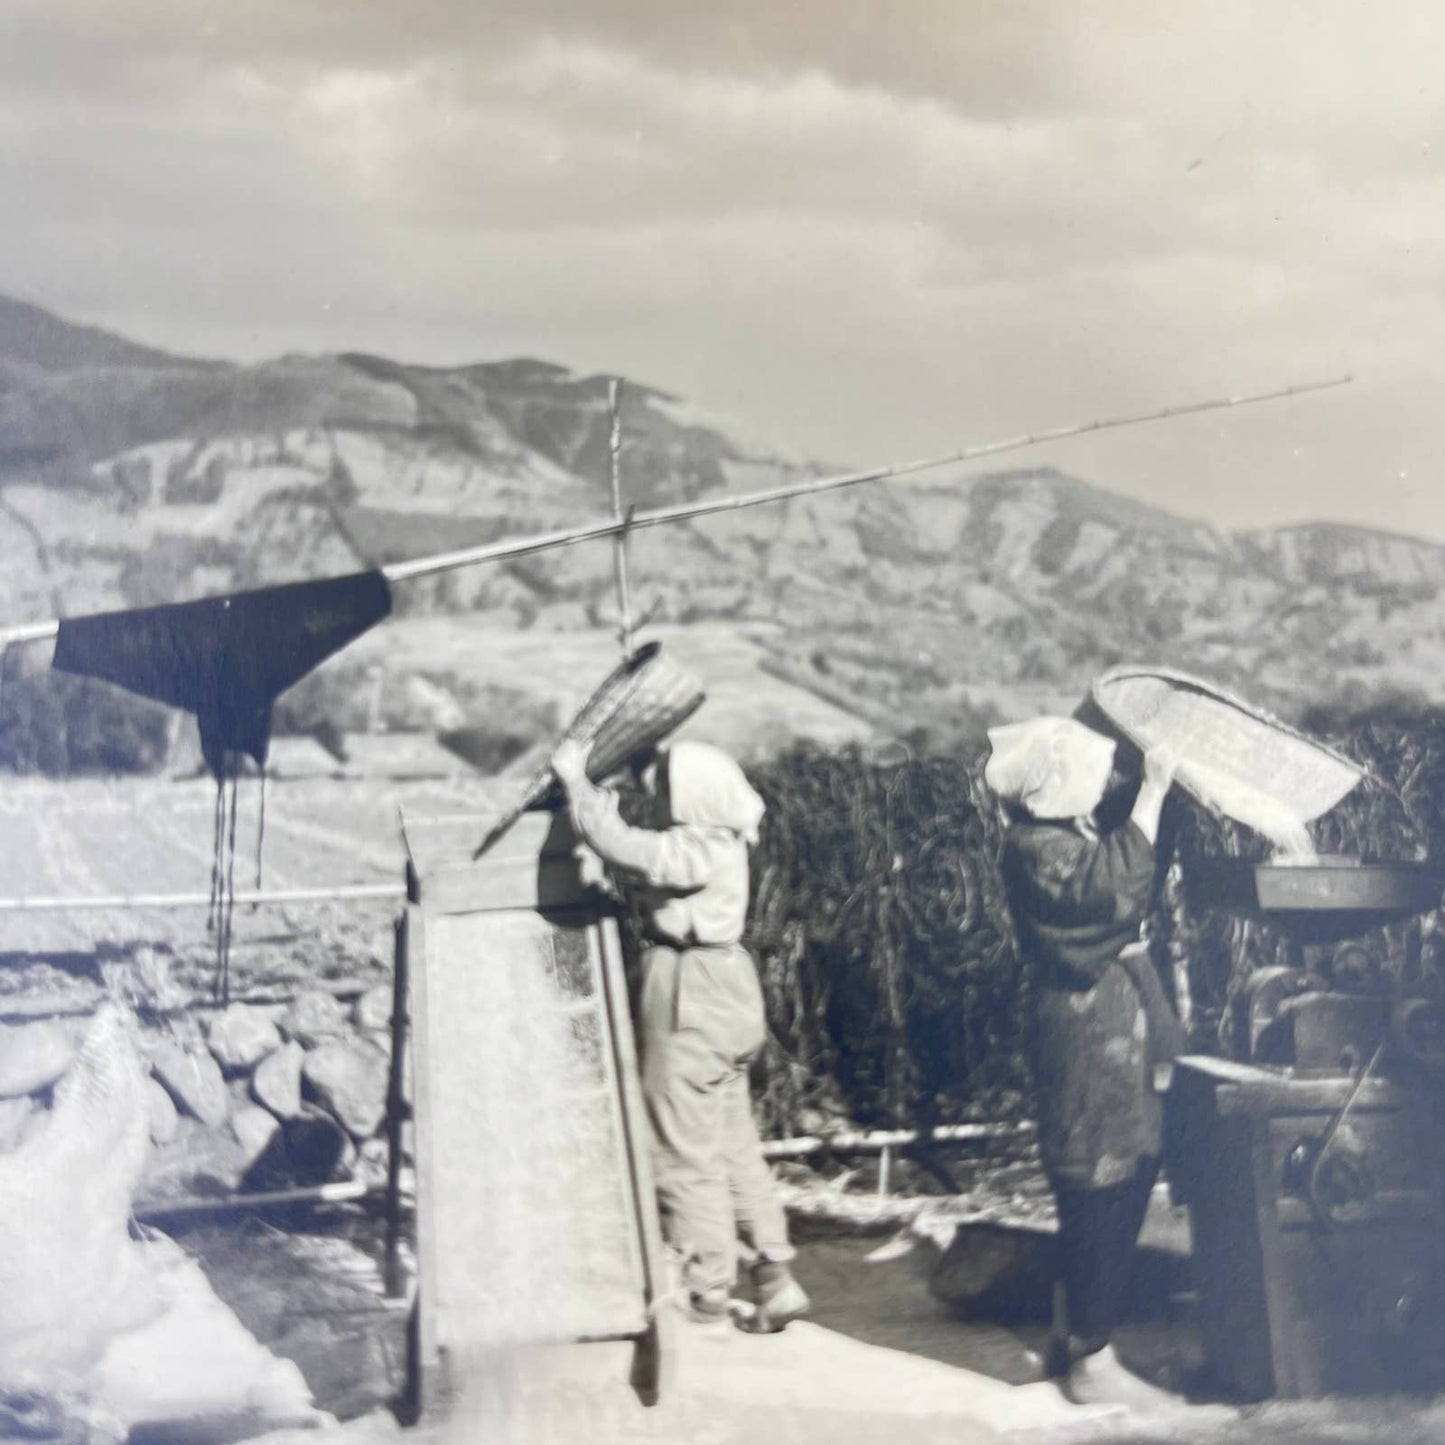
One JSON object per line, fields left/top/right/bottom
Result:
{"left": 0, "top": 293, "right": 217, "bottom": 374}
{"left": 0, "top": 291, "right": 1441, "bottom": 754}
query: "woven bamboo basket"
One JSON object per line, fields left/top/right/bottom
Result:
{"left": 1083, "top": 666, "right": 1364, "bottom": 852}
{"left": 474, "top": 642, "right": 705, "bottom": 856}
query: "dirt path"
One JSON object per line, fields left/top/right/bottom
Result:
{"left": 251, "top": 1321, "right": 1445, "bottom": 1445}
{"left": 402, "top": 1324, "right": 1130, "bottom": 1445}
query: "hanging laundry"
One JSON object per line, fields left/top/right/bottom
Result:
{"left": 51, "top": 570, "right": 392, "bottom": 774}
{"left": 51, "top": 571, "right": 392, "bottom": 1000}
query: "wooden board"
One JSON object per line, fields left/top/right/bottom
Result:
{"left": 402, "top": 807, "right": 669, "bottom": 1408}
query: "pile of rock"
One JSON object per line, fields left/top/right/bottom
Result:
{"left": 0, "top": 1004, "right": 331, "bottom": 1444}
{"left": 0, "top": 986, "right": 404, "bottom": 1204}
{"left": 0, "top": 1016, "right": 77, "bottom": 1150}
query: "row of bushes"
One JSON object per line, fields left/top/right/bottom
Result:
{"left": 720, "top": 700, "right": 1445, "bottom": 1137}
{"left": 7, "top": 664, "right": 1443, "bottom": 1137}
{"left": 0, "top": 660, "right": 553, "bottom": 777}
{"left": 0, "top": 671, "right": 173, "bottom": 775}
{"left": 742, "top": 749, "right": 1023, "bottom": 1135}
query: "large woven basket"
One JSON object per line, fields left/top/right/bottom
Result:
{"left": 1084, "top": 666, "right": 1364, "bottom": 852}
{"left": 474, "top": 642, "right": 705, "bottom": 856}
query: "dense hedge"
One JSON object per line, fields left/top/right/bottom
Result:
{"left": 9, "top": 664, "right": 1445, "bottom": 1135}
{"left": 0, "top": 671, "right": 173, "bottom": 775}
{"left": 0, "top": 660, "right": 551, "bottom": 778}
{"left": 723, "top": 706, "right": 1445, "bottom": 1137}
{"left": 741, "top": 748, "right": 1026, "bottom": 1135}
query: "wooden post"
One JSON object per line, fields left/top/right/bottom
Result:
{"left": 367, "top": 665, "right": 385, "bottom": 735}
{"left": 135, "top": 1179, "right": 381, "bottom": 1223}
{"left": 384, "top": 909, "right": 410, "bottom": 1299}
{"left": 595, "top": 911, "right": 674, "bottom": 1405}
{"left": 760, "top": 1121, "right": 1030, "bottom": 1158}
{"left": 403, "top": 904, "right": 441, "bottom": 1414}
{"left": 607, "top": 376, "right": 634, "bottom": 655}
{"left": 877, "top": 1143, "right": 892, "bottom": 1200}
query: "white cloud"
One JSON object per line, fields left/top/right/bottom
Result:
{"left": 0, "top": 2, "right": 1441, "bottom": 535}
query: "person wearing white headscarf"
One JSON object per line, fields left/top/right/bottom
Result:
{"left": 551, "top": 736, "right": 808, "bottom": 1334}
{"left": 986, "top": 717, "right": 1182, "bottom": 1410}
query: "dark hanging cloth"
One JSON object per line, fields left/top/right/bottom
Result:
{"left": 52, "top": 570, "right": 392, "bottom": 1002}
{"left": 52, "top": 570, "right": 392, "bottom": 775}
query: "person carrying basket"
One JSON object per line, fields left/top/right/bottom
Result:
{"left": 551, "top": 735, "right": 809, "bottom": 1334}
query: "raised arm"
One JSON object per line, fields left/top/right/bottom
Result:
{"left": 552, "top": 740, "right": 716, "bottom": 891}
{"left": 1001, "top": 744, "right": 1179, "bottom": 986}
{"left": 1128, "top": 745, "right": 1177, "bottom": 845}
{"left": 1036, "top": 745, "right": 1177, "bottom": 905}
{"left": 1017, "top": 820, "right": 1156, "bottom": 913}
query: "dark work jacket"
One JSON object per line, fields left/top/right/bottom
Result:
{"left": 1001, "top": 819, "right": 1171, "bottom": 1187}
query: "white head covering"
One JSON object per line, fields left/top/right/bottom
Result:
{"left": 984, "top": 717, "right": 1117, "bottom": 821}
{"left": 665, "top": 740, "right": 765, "bottom": 844}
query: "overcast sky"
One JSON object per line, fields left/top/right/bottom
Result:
{"left": 2, "top": 1, "right": 1442, "bottom": 538}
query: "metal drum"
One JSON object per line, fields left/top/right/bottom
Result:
{"left": 1168, "top": 1056, "right": 1445, "bottom": 1399}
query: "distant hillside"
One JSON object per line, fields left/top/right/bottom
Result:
{"left": 1, "top": 291, "right": 1442, "bottom": 759}
{"left": 1244, "top": 522, "right": 1445, "bottom": 589}
{"left": 0, "top": 293, "right": 207, "bottom": 374}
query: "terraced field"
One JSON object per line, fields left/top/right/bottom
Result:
{"left": 0, "top": 624, "right": 872, "bottom": 1010}
{"left": 0, "top": 771, "right": 505, "bottom": 1008}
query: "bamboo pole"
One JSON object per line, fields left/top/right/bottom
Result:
{"left": 607, "top": 377, "right": 635, "bottom": 656}
{"left": 759, "top": 1121, "right": 1033, "bottom": 1159}
{"left": 0, "top": 375, "right": 1352, "bottom": 647}
{"left": 379, "top": 374, "right": 1351, "bottom": 584}
{"left": 0, "top": 882, "right": 404, "bottom": 913}
{"left": 134, "top": 1177, "right": 395, "bottom": 1223}
{"left": 0, "top": 620, "right": 59, "bottom": 647}
{"left": 0, "top": 975, "right": 383, "bottom": 1024}
{"left": 384, "top": 910, "right": 410, "bottom": 1299}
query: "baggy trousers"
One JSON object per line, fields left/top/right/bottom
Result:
{"left": 639, "top": 943, "right": 792, "bottom": 1295}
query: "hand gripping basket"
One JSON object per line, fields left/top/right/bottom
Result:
{"left": 1082, "top": 665, "right": 1364, "bottom": 853}
{"left": 475, "top": 641, "right": 705, "bottom": 856}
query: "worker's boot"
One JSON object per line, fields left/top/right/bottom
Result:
{"left": 746, "top": 1260, "right": 810, "bottom": 1333}
{"left": 684, "top": 1283, "right": 735, "bottom": 1334}
{"left": 662, "top": 1245, "right": 733, "bottom": 1332}
{"left": 1063, "top": 1344, "right": 1180, "bottom": 1413}
{"left": 1044, "top": 1282, "right": 1072, "bottom": 1379}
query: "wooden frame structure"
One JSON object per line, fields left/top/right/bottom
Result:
{"left": 401, "top": 806, "right": 672, "bottom": 1417}
{"left": 1168, "top": 1054, "right": 1445, "bottom": 1398}
{"left": 0, "top": 886, "right": 412, "bottom": 1261}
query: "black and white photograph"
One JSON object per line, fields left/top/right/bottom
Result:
{"left": 2, "top": 3, "right": 1445, "bottom": 1442}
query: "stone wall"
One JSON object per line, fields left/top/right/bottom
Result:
{"left": 0, "top": 987, "right": 403, "bottom": 1205}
